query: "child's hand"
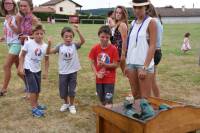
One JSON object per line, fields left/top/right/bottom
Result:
{"left": 47, "top": 36, "right": 53, "bottom": 45}
{"left": 73, "top": 24, "right": 79, "bottom": 32}
{"left": 18, "top": 67, "right": 25, "bottom": 76}
{"left": 98, "top": 61, "right": 106, "bottom": 67}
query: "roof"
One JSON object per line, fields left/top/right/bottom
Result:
{"left": 157, "top": 7, "right": 200, "bottom": 17}
{"left": 33, "top": 7, "right": 55, "bottom": 13}
{"left": 40, "top": 0, "right": 82, "bottom": 7}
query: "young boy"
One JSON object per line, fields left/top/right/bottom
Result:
{"left": 89, "top": 25, "right": 119, "bottom": 106}
{"left": 18, "top": 24, "right": 49, "bottom": 117}
{"left": 47, "top": 24, "right": 85, "bottom": 114}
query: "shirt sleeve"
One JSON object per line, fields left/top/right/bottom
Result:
{"left": 22, "top": 40, "right": 29, "bottom": 52}
{"left": 88, "top": 45, "right": 96, "bottom": 61}
{"left": 74, "top": 43, "right": 81, "bottom": 50}
{"left": 54, "top": 44, "right": 61, "bottom": 53}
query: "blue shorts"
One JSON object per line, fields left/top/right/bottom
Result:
{"left": 24, "top": 69, "right": 41, "bottom": 93}
{"left": 127, "top": 64, "right": 154, "bottom": 73}
{"left": 8, "top": 43, "right": 21, "bottom": 55}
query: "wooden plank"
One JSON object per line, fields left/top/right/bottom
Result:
{"left": 145, "top": 106, "right": 200, "bottom": 133}
{"left": 93, "top": 106, "right": 144, "bottom": 133}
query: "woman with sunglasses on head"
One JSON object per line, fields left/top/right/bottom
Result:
{"left": 0, "top": 0, "right": 23, "bottom": 96}
{"left": 111, "top": 6, "right": 128, "bottom": 73}
{"left": 126, "top": 0, "right": 157, "bottom": 99}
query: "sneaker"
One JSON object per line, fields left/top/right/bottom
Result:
{"left": 69, "top": 105, "right": 76, "bottom": 114}
{"left": 37, "top": 104, "right": 47, "bottom": 110}
{"left": 140, "top": 99, "right": 155, "bottom": 120}
{"left": 32, "top": 108, "right": 44, "bottom": 118}
{"left": 60, "top": 104, "right": 69, "bottom": 112}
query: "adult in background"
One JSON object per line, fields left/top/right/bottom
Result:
{"left": 111, "top": 6, "right": 128, "bottom": 73}
{"left": 147, "top": 4, "right": 163, "bottom": 97}
{"left": 126, "top": 0, "right": 157, "bottom": 99}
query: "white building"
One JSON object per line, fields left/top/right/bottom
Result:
{"left": 40, "top": 0, "right": 82, "bottom": 15}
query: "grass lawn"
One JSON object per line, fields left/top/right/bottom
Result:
{"left": 0, "top": 23, "right": 199, "bottom": 132}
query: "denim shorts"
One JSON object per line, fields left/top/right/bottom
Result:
{"left": 24, "top": 69, "right": 41, "bottom": 93}
{"left": 59, "top": 72, "right": 77, "bottom": 98}
{"left": 127, "top": 64, "right": 154, "bottom": 73}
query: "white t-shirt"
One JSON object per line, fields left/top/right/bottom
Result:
{"left": 22, "top": 39, "right": 48, "bottom": 72}
{"left": 55, "top": 43, "right": 81, "bottom": 75}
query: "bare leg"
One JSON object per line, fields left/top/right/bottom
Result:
{"left": 152, "top": 68, "right": 160, "bottom": 97}
{"left": 63, "top": 97, "right": 69, "bottom": 104}
{"left": 2, "top": 54, "right": 19, "bottom": 91}
{"left": 29, "top": 93, "right": 38, "bottom": 108}
{"left": 69, "top": 96, "right": 75, "bottom": 105}
{"left": 127, "top": 69, "right": 140, "bottom": 99}
{"left": 138, "top": 69, "right": 153, "bottom": 98}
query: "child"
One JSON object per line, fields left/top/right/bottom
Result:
{"left": 89, "top": 25, "right": 119, "bottom": 107}
{"left": 18, "top": 24, "right": 49, "bottom": 117}
{"left": 181, "top": 32, "right": 191, "bottom": 53}
{"left": 47, "top": 24, "right": 85, "bottom": 114}
{"left": 0, "top": 0, "right": 23, "bottom": 96}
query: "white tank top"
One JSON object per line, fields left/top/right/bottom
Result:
{"left": 126, "top": 17, "right": 154, "bottom": 68}
{"left": 3, "top": 15, "right": 20, "bottom": 44}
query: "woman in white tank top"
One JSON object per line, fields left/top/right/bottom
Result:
{"left": 125, "top": 0, "right": 157, "bottom": 99}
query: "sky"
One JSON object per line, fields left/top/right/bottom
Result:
{"left": 23, "top": 0, "right": 200, "bottom": 9}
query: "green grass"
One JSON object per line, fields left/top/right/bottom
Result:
{"left": 0, "top": 23, "right": 200, "bottom": 132}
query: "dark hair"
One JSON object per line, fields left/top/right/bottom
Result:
{"left": 184, "top": 32, "right": 191, "bottom": 37}
{"left": 1, "top": 0, "right": 18, "bottom": 16}
{"left": 98, "top": 25, "right": 111, "bottom": 36}
{"left": 114, "top": 5, "right": 128, "bottom": 26}
{"left": 107, "top": 10, "right": 114, "bottom": 17}
{"left": 61, "top": 27, "right": 75, "bottom": 37}
{"left": 32, "top": 24, "right": 45, "bottom": 33}
{"left": 147, "top": 4, "right": 158, "bottom": 18}
{"left": 20, "top": 0, "right": 33, "bottom": 11}
{"left": 132, "top": 0, "right": 149, "bottom": 3}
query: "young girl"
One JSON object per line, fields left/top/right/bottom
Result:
{"left": 89, "top": 25, "right": 119, "bottom": 107}
{"left": 126, "top": 0, "right": 157, "bottom": 99}
{"left": 181, "top": 32, "right": 191, "bottom": 53}
{"left": 0, "top": 0, "right": 23, "bottom": 96}
{"left": 18, "top": 24, "right": 49, "bottom": 117}
{"left": 47, "top": 24, "right": 85, "bottom": 114}
{"left": 111, "top": 6, "right": 128, "bottom": 73}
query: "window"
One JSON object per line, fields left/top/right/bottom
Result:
{"left": 60, "top": 7, "right": 63, "bottom": 12}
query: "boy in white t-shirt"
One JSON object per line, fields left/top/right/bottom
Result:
{"left": 18, "top": 24, "right": 49, "bottom": 117}
{"left": 47, "top": 24, "right": 85, "bottom": 114}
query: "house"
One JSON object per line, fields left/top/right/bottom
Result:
{"left": 38, "top": 0, "right": 82, "bottom": 15}
{"left": 156, "top": 7, "right": 200, "bottom": 24}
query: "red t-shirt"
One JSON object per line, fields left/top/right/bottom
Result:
{"left": 89, "top": 44, "right": 119, "bottom": 84}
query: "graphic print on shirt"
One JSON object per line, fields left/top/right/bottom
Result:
{"left": 31, "top": 48, "right": 43, "bottom": 63}
{"left": 62, "top": 47, "right": 74, "bottom": 62}
{"left": 97, "top": 52, "right": 110, "bottom": 74}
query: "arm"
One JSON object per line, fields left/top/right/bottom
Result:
{"left": 9, "top": 15, "right": 21, "bottom": 34}
{"left": 32, "top": 15, "right": 40, "bottom": 26}
{"left": 18, "top": 50, "right": 26, "bottom": 76}
{"left": 73, "top": 24, "right": 85, "bottom": 47}
{"left": 90, "top": 60, "right": 104, "bottom": 79}
{"left": 144, "top": 19, "right": 157, "bottom": 68}
{"left": 98, "top": 61, "right": 118, "bottom": 69}
{"left": 46, "top": 37, "right": 58, "bottom": 54}
{"left": 118, "top": 22, "right": 128, "bottom": 57}
{"left": 43, "top": 55, "right": 49, "bottom": 79}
